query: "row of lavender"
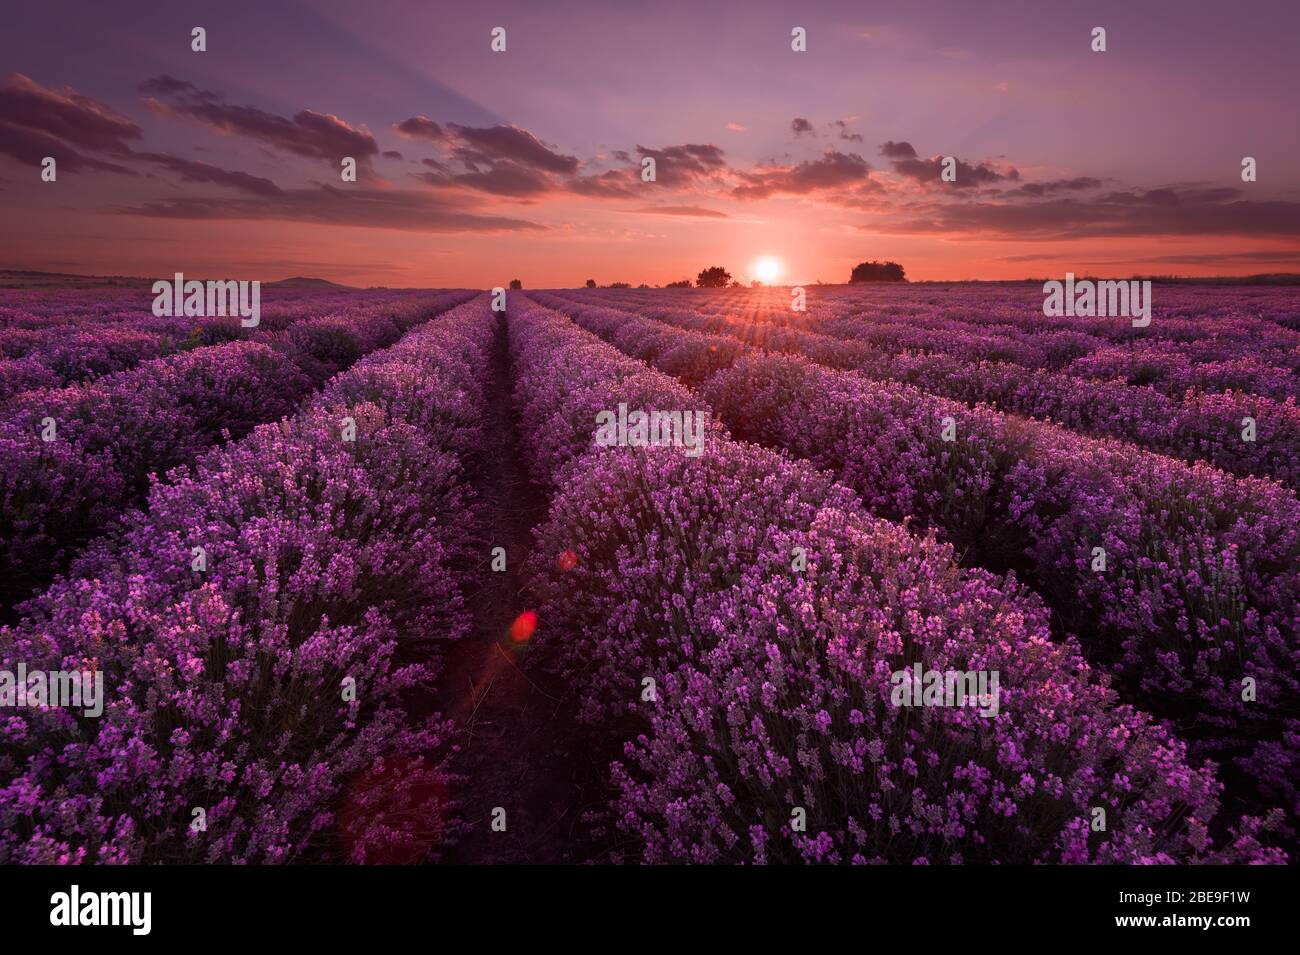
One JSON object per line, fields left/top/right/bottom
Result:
{"left": 0, "top": 290, "right": 475, "bottom": 616}
{"left": 508, "top": 295, "right": 1283, "bottom": 863}
{"left": 617, "top": 284, "right": 1300, "bottom": 365}
{"left": 810, "top": 296, "right": 1300, "bottom": 416}
{"left": 0, "top": 287, "right": 443, "bottom": 403}
{"left": 530, "top": 291, "right": 1300, "bottom": 832}
{"left": 0, "top": 294, "right": 497, "bottom": 863}
{"left": 586, "top": 285, "right": 1300, "bottom": 398}
{"left": 563, "top": 291, "right": 1300, "bottom": 489}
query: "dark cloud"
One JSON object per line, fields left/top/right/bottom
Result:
{"left": 634, "top": 143, "right": 727, "bottom": 187}
{"left": 447, "top": 123, "right": 578, "bottom": 173}
{"left": 1136, "top": 250, "right": 1300, "bottom": 265}
{"left": 0, "top": 74, "right": 280, "bottom": 195}
{"left": 398, "top": 122, "right": 583, "bottom": 196}
{"left": 135, "top": 152, "right": 282, "bottom": 197}
{"left": 138, "top": 75, "right": 211, "bottom": 99}
{"left": 382, "top": 149, "right": 402, "bottom": 160}
{"left": 891, "top": 154, "right": 1019, "bottom": 188}
{"left": 791, "top": 117, "right": 815, "bottom": 137}
{"left": 417, "top": 158, "right": 553, "bottom": 197}
{"left": 832, "top": 120, "right": 863, "bottom": 143}
{"left": 0, "top": 73, "right": 142, "bottom": 154}
{"left": 1097, "top": 186, "right": 1241, "bottom": 206}
{"left": 630, "top": 205, "right": 729, "bottom": 218}
{"left": 879, "top": 140, "right": 917, "bottom": 160}
{"left": 0, "top": 120, "right": 136, "bottom": 174}
{"left": 999, "top": 249, "right": 1300, "bottom": 266}
{"left": 1007, "top": 176, "right": 1103, "bottom": 197}
{"left": 392, "top": 116, "right": 445, "bottom": 142}
{"left": 732, "top": 150, "right": 872, "bottom": 199}
{"left": 878, "top": 187, "right": 1300, "bottom": 239}
{"left": 117, "top": 184, "right": 545, "bottom": 234}
{"left": 568, "top": 169, "right": 639, "bottom": 198}
{"left": 141, "top": 76, "right": 379, "bottom": 163}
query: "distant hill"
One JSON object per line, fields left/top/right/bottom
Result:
{"left": 263, "top": 276, "right": 353, "bottom": 289}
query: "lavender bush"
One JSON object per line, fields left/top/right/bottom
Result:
{"left": 514, "top": 297, "right": 1283, "bottom": 863}
{"left": 0, "top": 296, "right": 494, "bottom": 863}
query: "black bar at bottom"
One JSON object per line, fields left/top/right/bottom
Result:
{"left": 0, "top": 863, "right": 1287, "bottom": 942}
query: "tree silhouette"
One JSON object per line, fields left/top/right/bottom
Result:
{"left": 849, "top": 260, "right": 906, "bottom": 283}
{"left": 696, "top": 266, "right": 732, "bottom": 288}
{"left": 585, "top": 279, "right": 596, "bottom": 288}
{"left": 509, "top": 278, "right": 523, "bottom": 289}
{"left": 666, "top": 279, "right": 692, "bottom": 288}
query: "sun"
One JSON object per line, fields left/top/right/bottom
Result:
{"left": 752, "top": 255, "right": 784, "bottom": 284}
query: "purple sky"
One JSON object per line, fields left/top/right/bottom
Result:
{"left": 2, "top": 0, "right": 1297, "bottom": 286}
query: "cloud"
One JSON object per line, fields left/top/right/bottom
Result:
{"left": 410, "top": 130, "right": 734, "bottom": 204}
{"left": 0, "top": 73, "right": 140, "bottom": 175}
{"left": 634, "top": 143, "right": 727, "bottom": 187}
{"left": 791, "top": 117, "right": 815, "bottom": 137}
{"left": 417, "top": 158, "right": 553, "bottom": 197}
{"left": 725, "top": 122, "right": 746, "bottom": 132}
{"left": 140, "top": 76, "right": 379, "bottom": 163}
{"left": 877, "top": 186, "right": 1300, "bottom": 239}
{"left": 1005, "top": 176, "right": 1103, "bottom": 197}
{"left": 890, "top": 154, "right": 1019, "bottom": 188}
{"left": 1135, "top": 250, "right": 1300, "bottom": 265}
{"left": 399, "top": 121, "right": 584, "bottom": 197}
{"left": 447, "top": 123, "right": 578, "bottom": 173}
{"left": 382, "top": 149, "right": 403, "bottom": 160}
{"left": 832, "top": 120, "right": 863, "bottom": 143}
{"left": 568, "top": 169, "right": 639, "bottom": 198}
{"left": 998, "top": 249, "right": 1300, "bottom": 266}
{"left": 392, "top": 116, "right": 446, "bottom": 142}
{"left": 1097, "top": 186, "right": 1241, "bottom": 206}
{"left": 0, "top": 120, "right": 136, "bottom": 174}
{"left": 138, "top": 76, "right": 209, "bottom": 98}
{"left": 0, "top": 73, "right": 142, "bottom": 154}
{"left": 0, "top": 74, "right": 285, "bottom": 198}
{"left": 879, "top": 140, "right": 917, "bottom": 160}
{"left": 732, "top": 150, "right": 872, "bottom": 199}
{"left": 135, "top": 152, "right": 282, "bottom": 197}
{"left": 117, "top": 184, "right": 545, "bottom": 234}
{"left": 630, "top": 205, "right": 728, "bottom": 218}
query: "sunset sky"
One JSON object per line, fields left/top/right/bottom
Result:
{"left": 2, "top": 0, "right": 1298, "bottom": 287}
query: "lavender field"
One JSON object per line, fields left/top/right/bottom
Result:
{"left": 1, "top": 282, "right": 1297, "bottom": 865}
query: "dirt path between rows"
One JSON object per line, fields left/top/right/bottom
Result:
{"left": 434, "top": 310, "right": 612, "bottom": 864}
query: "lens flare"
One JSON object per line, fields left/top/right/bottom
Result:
{"left": 509, "top": 610, "right": 538, "bottom": 643}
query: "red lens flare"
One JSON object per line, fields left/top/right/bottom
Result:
{"left": 509, "top": 610, "right": 538, "bottom": 643}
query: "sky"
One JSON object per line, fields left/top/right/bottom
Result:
{"left": 1, "top": 0, "right": 1298, "bottom": 287}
